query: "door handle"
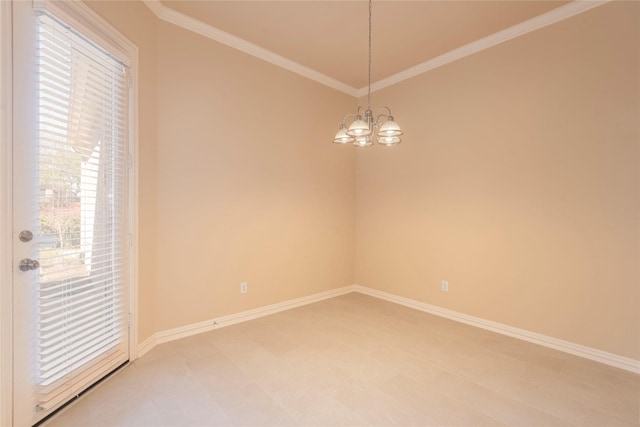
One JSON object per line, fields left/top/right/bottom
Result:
{"left": 19, "top": 258, "right": 40, "bottom": 272}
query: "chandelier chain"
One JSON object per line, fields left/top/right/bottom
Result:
{"left": 367, "top": 0, "right": 372, "bottom": 111}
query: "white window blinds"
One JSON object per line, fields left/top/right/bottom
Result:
{"left": 35, "top": 11, "right": 129, "bottom": 410}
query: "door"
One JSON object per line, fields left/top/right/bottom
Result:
{"left": 12, "top": 1, "right": 131, "bottom": 425}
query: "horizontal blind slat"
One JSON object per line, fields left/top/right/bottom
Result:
{"left": 37, "top": 348, "right": 126, "bottom": 398}
{"left": 40, "top": 315, "right": 124, "bottom": 356}
{"left": 34, "top": 13, "right": 129, "bottom": 404}
{"left": 39, "top": 289, "right": 123, "bottom": 322}
{"left": 39, "top": 268, "right": 125, "bottom": 298}
{"left": 39, "top": 262, "right": 125, "bottom": 286}
{"left": 39, "top": 307, "right": 124, "bottom": 342}
{"left": 39, "top": 336, "right": 123, "bottom": 380}
{"left": 40, "top": 320, "right": 123, "bottom": 360}
{"left": 39, "top": 295, "right": 124, "bottom": 334}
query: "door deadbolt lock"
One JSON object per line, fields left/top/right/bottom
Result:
{"left": 19, "top": 230, "right": 33, "bottom": 242}
{"left": 19, "top": 258, "right": 40, "bottom": 272}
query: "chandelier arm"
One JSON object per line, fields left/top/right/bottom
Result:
{"left": 376, "top": 106, "right": 392, "bottom": 116}
{"left": 375, "top": 108, "right": 394, "bottom": 124}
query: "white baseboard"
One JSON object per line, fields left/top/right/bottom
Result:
{"left": 134, "top": 285, "right": 355, "bottom": 359}
{"left": 353, "top": 285, "right": 640, "bottom": 374}
{"left": 134, "top": 283, "right": 639, "bottom": 374}
{"left": 136, "top": 334, "right": 157, "bottom": 358}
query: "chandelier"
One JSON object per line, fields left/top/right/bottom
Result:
{"left": 333, "top": 0, "right": 403, "bottom": 147}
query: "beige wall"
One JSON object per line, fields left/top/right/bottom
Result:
{"left": 355, "top": 2, "right": 639, "bottom": 359}
{"left": 87, "top": 1, "right": 355, "bottom": 339}
{"left": 154, "top": 22, "right": 355, "bottom": 331}
{"left": 87, "top": 1, "right": 638, "bottom": 361}
{"left": 85, "top": 1, "right": 158, "bottom": 343}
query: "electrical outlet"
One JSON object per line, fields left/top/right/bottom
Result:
{"left": 240, "top": 282, "right": 247, "bottom": 294}
{"left": 441, "top": 280, "right": 449, "bottom": 292}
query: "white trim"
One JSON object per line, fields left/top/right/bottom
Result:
{"left": 126, "top": 49, "right": 140, "bottom": 363}
{"left": 0, "top": 2, "right": 13, "bottom": 425}
{"left": 361, "top": 0, "right": 610, "bottom": 96}
{"left": 137, "top": 334, "right": 157, "bottom": 359}
{"left": 353, "top": 285, "right": 640, "bottom": 374}
{"left": 155, "top": 318, "right": 214, "bottom": 345}
{"left": 142, "top": 0, "right": 357, "bottom": 97}
{"left": 142, "top": 0, "right": 608, "bottom": 96}
{"left": 33, "top": 0, "right": 135, "bottom": 67}
{"left": 138, "top": 286, "right": 355, "bottom": 356}
{"left": 211, "top": 285, "right": 351, "bottom": 329}
{"left": 135, "top": 284, "right": 639, "bottom": 374}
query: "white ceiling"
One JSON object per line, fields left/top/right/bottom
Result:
{"left": 148, "top": 1, "right": 605, "bottom": 95}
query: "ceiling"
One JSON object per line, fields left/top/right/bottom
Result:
{"left": 157, "top": 1, "right": 574, "bottom": 92}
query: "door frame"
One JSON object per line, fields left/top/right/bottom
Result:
{"left": 0, "top": 1, "right": 139, "bottom": 425}
{"left": 1, "top": 1, "right": 14, "bottom": 426}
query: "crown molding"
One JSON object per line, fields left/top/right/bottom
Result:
{"left": 358, "top": 0, "right": 610, "bottom": 96}
{"left": 143, "top": 0, "right": 608, "bottom": 98}
{"left": 142, "top": 0, "right": 358, "bottom": 96}
{"left": 142, "top": 0, "right": 163, "bottom": 17}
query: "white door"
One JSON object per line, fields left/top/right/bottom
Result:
{"left": 12, "top": 2, "right": 131, "bottom": 425}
